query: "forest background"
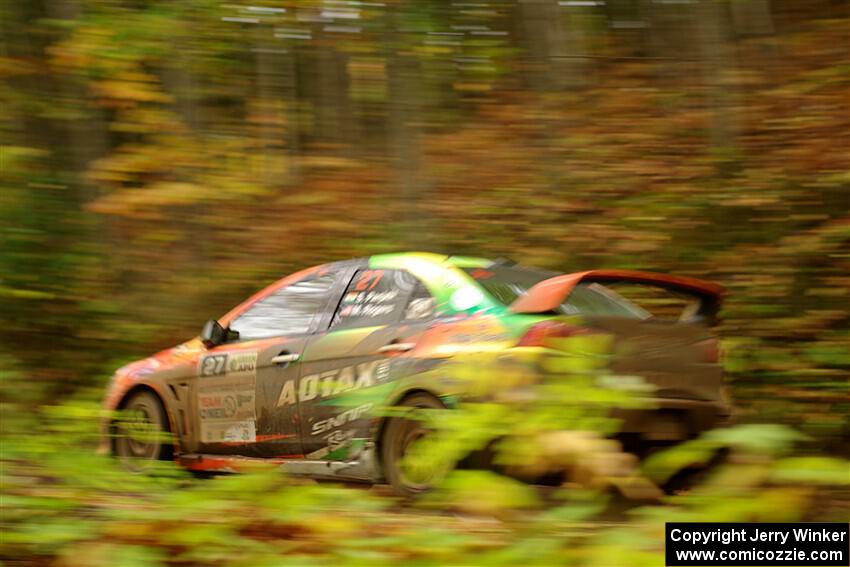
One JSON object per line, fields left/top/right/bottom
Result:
{"left": 1, "top": 0, "right": 848, "bottom": 565}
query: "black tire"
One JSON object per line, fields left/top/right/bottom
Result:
{"left": 380, "top": 392, "right": 446, "bottom": 497}
{"left": 113, "top": 390, "right": 171, "bottom": 469}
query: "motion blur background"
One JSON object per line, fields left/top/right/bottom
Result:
{"left": 1, "top": 0, "right": 848, "bottom": 565}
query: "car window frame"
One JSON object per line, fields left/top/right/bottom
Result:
{"left": 325, "top": 268, "right": 431, "bottom": 332}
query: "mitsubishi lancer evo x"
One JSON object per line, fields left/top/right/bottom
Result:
{"left": 102, "top": 252, "right": 729, "bottom": 494}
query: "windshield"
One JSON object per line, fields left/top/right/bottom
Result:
{"left": 463, "top": 266, "right": 651, "bottom": 319}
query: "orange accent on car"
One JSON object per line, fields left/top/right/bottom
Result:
{"left": 178, "top": 454, "right": 305, "bottom": 473}
{"left": 469, "top": 269, "right": 495, "bottom": 279}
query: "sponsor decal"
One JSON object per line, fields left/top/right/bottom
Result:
{"left": 311, "top": 403, "right": 374, "bottom": 436}
{"left": 349, "top": 289, "right": 399, "bottom": 304}
{"left": 197, "top": 351, "right": 258, "bottom": 443}
{"left": 198, "top": 351, "right": 257, "bottom": 378}
{"left": 325, "top": 429, "right": 355, "bottom": 451}
{"left": 199, "top": 354, "right": 227, "bottom": 377}
{"left": 304, "top": 431, "right": 361, "bottom": 460}
{"left": 199, "top": 391, "right": 253, "bottom": 420}
{"left": 346, "top": 301, "right": 395, "bottom": 319}
{"left": 338, "top": 288, "right": 400, "bottom": 319}
{"left": 201, "top": 420, "right": 257, "bottom": 443}
{"left": 276, "top": 359, "right": 390, "bottom": 407}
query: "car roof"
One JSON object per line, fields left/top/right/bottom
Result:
{"left": 367, "top": 251, "right": 490, "bottom": 267}
{"left": 221, "top": 253, "right": 551, "bottom": 326}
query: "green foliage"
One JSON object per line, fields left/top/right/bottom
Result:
{"left": 421, "top": 470, "right": 542, "bottom": 515}
{"left": 2, "top": 398, "right": 847, "bottom": 566}
{"left": 4, "top": 347, "right": 847, "bottom": 565}
{"left": 770, "top": 457, "right": 850, "bottom": 486}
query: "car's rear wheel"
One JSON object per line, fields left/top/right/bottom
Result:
{"left": 381, "top": 393, "right": 447, "bottom": 497}
{"left": 113, "top": 390, "right": 171, "bottom": 469}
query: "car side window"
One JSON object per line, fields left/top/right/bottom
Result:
{"left": 403, "top": 281, "right": 436, "bottom": 321}
{"left": 229, "top": 272, "right": 339, "bottom": 340}
{"left": 330, "top": 269, "right": 427, "bottom": 330}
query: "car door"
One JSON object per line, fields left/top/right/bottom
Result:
{"left": 296, "top": 269, "right": 436, "bottom": 460}
{"left": 195, "top": 268, "right": 348, "bottom": 458}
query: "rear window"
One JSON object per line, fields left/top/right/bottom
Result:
{"left": 561, "top": 283, "right": 650, "bottom": 318}
{"left": 463, "top": 267, "right": 650, "bottom": 319}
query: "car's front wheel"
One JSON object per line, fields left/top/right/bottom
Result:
{"left": 113, "top": 390, "right": 171, "bottom": 469}
{"left": 380, "top": 393, "right": 448, "bottom": 497}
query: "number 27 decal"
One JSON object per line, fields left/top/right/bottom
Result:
{"left": 199, "top": 354, "right": 227, "bottom": 377}
{"left": 354, "top": 270, "right": 384, "bottom": 291}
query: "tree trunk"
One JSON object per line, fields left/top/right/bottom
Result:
{"left": 515, "top": 0, "right": 589, "bottom": 91}
{"left": 730, "top": 0, "right": 774, "bottom": 36}
{"left": 698, "top": 0, "right": 738, "bottom": 165}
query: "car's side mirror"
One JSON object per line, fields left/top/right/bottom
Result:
{"left": 201, "top": 319, "right": 227, "bottom": 348}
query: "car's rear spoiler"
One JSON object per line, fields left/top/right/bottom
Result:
{"left": 509, "top": 270, "right": 725, "bottom": 323}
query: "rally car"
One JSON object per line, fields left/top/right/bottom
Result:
{"left": 102, "top": 252, "right": 729, "bottom": 494}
